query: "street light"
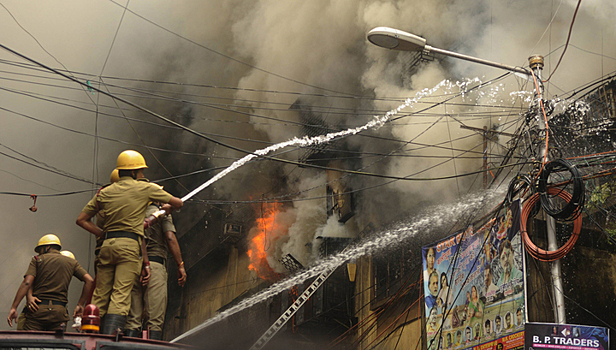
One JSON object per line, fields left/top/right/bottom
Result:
{"left": 367, "top": 26, "right": 529, "bottom": 76}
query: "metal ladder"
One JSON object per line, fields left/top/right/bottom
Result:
{"left": 248, "top": 262, "right": 340, "bottom": 350}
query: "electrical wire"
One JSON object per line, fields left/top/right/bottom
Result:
{"left": 2, "top": 46, "right": 532, "bottom": 190}
{"left": 106, "top": 0, "right": 358, "bottom": 97}
{"left": 0, "top": 149, "right": 99, "bottom": 186}
{"left": 1, "top": 85, "right": 523, "bottom": 159}
{"left": 0, "top": 189, "right": 93, "bottom": 197}
{"left": 543, "top": 0, "right": 583, "bottom": 82}
{"left": 520, "top": 187, "right": 582, "bottom": 261}
{"left": 0, "top": 57, "right": 486, "bottom": 102}
{"left": 0, "top": 168, "right": 60, "bottom": 191}
{"left": 537, "top": 159, "right": 585, "bottom": 221}
{"left": 0, "top": 2, "right": 99, "bottom": 113}
{"left": 0, "top": 82, "right": 526, "bottom": 140}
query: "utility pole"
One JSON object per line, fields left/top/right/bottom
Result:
{"left": 484, "top": 126, "right": 488, "bottom": 188}
{"left": 459, "top": 125, "right": 516, "bottom": 189}
{"left": 529, "top": 55, "right": 566, "bottom": 324}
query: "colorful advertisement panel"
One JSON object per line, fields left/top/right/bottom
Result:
{"left": 423, "top": 201, "right": 524, "bottom": 350}
{"left": 524, "top": 323, "right": 609, "bottom": 350}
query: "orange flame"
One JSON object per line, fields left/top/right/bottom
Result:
{"left": 247, "top": 202, "right": 282, "bottom": 281}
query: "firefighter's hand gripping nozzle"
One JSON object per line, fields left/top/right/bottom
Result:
{"left": 143, "top": 209, "right": 167, "bottom": 229}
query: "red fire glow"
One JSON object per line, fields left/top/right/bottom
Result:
{"left": 247, "top": 202, "right": 282, "bottom": 281}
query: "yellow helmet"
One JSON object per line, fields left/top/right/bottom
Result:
{"left": 35, "top": 234, "right": 61, "bottom": 252}
{"left": 110, "top": 169, "right": 120, "bottom": 183}
{"left": 116, "top": 150, "right": 148, "bottom": 170}
{"left": 60, "top": 250, "right": 75, "bottom": 259}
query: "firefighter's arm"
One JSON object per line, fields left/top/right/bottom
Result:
{"left": 26, "top": 286, "right": 40, "bottom": 312}
{"left": 140, "top": 239, "right": 150, "bottom": 287}
{"left": 74, "top": 273, "right": 94, "bottom": 318}
{"left": 166, "top": 197, "right": 183, "bottom": 211}
{"left": 7, "top": 275, "right": 34, "bottom": 327}
{"left": 165, "top": 230, "right": 187, "bottom": 287}
{"left": 76, "top": 212, "right": 104, "bottom": 238}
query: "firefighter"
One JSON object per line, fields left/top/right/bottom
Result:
{"left": 125, "top": 201, "right": 187, "bottom": 340}
{"left": 7, "top": 235, "right": 94, "bottom": 331}
{"left": 76, "top": 150, "right": 182, "bottom": 334}
{"left": 94, "top": 170, "right": 121, "bottom": 269}
{"left": 16, "top": 250, "right": 79, "bottom": 329}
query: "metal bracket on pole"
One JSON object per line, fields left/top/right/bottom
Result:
{"left": 249, "top": 263, "right": 340, "bottom": 350}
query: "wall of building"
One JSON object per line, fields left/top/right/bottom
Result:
{"left": 163, "top": 245, "right": 260, "bottom": 341}
{"left": 353, "top": 255, "right": 422, "bottom": 349}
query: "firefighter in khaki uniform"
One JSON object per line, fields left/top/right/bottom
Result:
{"left": 76, "top": 150, "right": 182, "bottom": 334}
{"left": 16, "top": 250, "right": 78, "bottom": 330}
{"left": 125, "top": 202, "right": 187, "bottom": 339}
{"left": 94, "top": 170, "right": 121, "bottom": 264}
{"left": 89, "top": 169, "right": 121, "bottom": 283}
{"left": 7, "top": 235, "right": 94, "bottom": 331}
{"left": 81, "top": 170, "right": 121, "bottom": 308}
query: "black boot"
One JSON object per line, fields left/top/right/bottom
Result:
{"left": 124, "top": 329, "right": 141, "bottom": 338}
{"left": 100, "top": 314, "right": 126, "bottom": 335}
{"left": 149, "top": 330, "right": 163, "bottom": 340}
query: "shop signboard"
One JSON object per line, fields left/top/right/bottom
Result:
{"left": 524, "top": 322, "right": 609, "bottom": 350}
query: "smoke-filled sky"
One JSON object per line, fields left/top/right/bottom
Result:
{"left": 0, "top": 0, "right": 615, "bottom": 330}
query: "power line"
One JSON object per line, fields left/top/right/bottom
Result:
{"left": 0, "top": 67, "right": 528, "bottom": 114}
{"left": 106, "top": 0, "right": 359, "bottom": 97}
{"left": 0, "top": 168, "right": 59, "bottom": 191}
{"left": 0, "top": 149, "right": 98, "bottom": 186}
{"left": 0, "top": 57, "right": 522, "bottom": 103}
{"left": 543, "top": 0, "right": 582, "bottom": 82}
{"left": 1, "top": 44, "right": 534, "bottom": 200}
{"left": 0, "top": 97, "right": 514, "bottom": 162}
{"left": 0, "top": 189, "right": 93, "bottom": 197}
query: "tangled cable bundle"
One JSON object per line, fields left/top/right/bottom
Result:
{"left": 506, "top": 174, "right": 534, "bottom": 204}
{"left": 538, "top": 158, "right": 585, "bottom": 221}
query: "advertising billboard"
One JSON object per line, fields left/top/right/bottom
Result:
{"left": 422, "top": 201, "right": 525, "bottom": 350}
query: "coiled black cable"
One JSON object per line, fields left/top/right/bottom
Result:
{"left": 538, "top": 159, "right": 585, "bottom": 220}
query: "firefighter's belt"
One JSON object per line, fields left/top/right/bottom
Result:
{"left": 105, "top": 231, "right": 140, "bottom": 242}
{"left": 37, "top": 299, "right": 67, "bottom": 307}
{"left": 148, "top": 256, "right": 166, "bottom": 265}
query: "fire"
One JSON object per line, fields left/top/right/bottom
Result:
{"left": 247, "top": 202, "right": 282, "bottom": 281}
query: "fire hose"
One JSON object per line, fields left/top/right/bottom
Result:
{"left": 144, "top": 191, "right": 207, "bottom": 228}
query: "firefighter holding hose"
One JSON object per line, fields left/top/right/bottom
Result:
{"left": 76, "top": 150, "right": 182, "bottom": 334}
{"left": 124, "top": 201, "right": 187, "bottom": 340}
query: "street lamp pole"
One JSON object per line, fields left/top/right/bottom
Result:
{"left": 367, "top": 27, "right": 530, "bottom": 76}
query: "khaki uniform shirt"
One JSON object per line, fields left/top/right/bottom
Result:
{"left": 25, "top": 250, "right": 87, "bottom": 304}
{"left": 144, "top": 204, "right": 176, "bottom": 258}
{"left": 94, "top": 183, "right": 112, "bottom": 250}
{"left": 82, "top": 177, "right": 172, "bottom": 237}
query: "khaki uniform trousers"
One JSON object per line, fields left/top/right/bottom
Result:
{"left": 126, "top": 261, "right": 168, "bottom": 331}
{"left": 16, "top": 312, "right": 25, "bottom": 330}
{"left": 93, "top": 237, "right": 142, "bottom": 317}
{"left": 22, "top": 301, "right": 68, "bottom": 331}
